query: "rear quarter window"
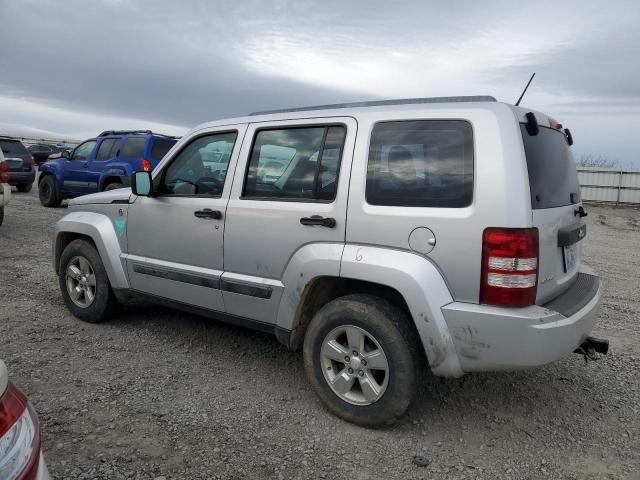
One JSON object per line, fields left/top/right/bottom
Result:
{"left": 521, "top": 125, "right": 580, "bottom": 209}
{"left": 120, "top": 137, "right": 146, "bottom": 158}
{"left": 366, "top": 120, "right": 474, "bottom": 207}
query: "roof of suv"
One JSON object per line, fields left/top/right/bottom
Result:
{"left": 188, "top": 96, "right": 554, "bottom": 133}
{"left": 97, "top": 130, "right": 180, "bottom": 139}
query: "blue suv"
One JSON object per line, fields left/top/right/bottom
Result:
{"left": 38, "top": 130, "right": 178, "bottom": 207}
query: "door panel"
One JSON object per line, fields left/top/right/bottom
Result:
{"left": 125, "top": 125, "right": 247, "bottom": 312}
{"left": 63, "top": 140, "right": 97, "bottom": 193}
{"left": 223, "top": 117, "right": 356, "bottom": 323}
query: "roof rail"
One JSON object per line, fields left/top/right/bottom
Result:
{"left": 249, "top": 95, "right": 497, "bottom": 116}
{"left": 98, "top": 130, "right": 153, "bottom": 137}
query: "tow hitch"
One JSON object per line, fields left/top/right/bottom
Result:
{"left": 574, "top": 336, "right": 609, "bottom": 361}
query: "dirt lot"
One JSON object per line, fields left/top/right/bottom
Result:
{"left": 1, "top": 187, "right": 639, "bottom": 480}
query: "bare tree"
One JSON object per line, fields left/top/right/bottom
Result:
{"left": 576, "top": 154, "right": 619, "bottom": 168}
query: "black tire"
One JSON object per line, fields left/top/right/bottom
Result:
{"left": 104, "top": 182, "right": 124, "bottom": 191}
{"left": 39, "top": 175, "right": 62, "bottom": 207}
{"left": 303, "top": 294, "right": 420, "bottom": 427}
{"left": 58, "top": 239, "right": 118, "bottom": 323}
{"left": 0, "top": 207, "right": 3, "bottom": 226}
{"left": 17, "top": 182, "right": 33, "bottom": 193}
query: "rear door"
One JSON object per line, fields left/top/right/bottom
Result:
{"left": 521, "top": 124, "right": 584, "bottom": 303}
{"left": 87, "top": 137, "right": 121, "bottom": 191}
{"left": 223, "top": 118, "right": 355, "bottom": 324}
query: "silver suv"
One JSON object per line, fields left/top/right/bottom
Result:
{"left": 53, "top": 96, "right": 604, "bottom": 426}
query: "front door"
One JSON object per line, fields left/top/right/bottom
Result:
{"left": 223, "top": 117, "right": 356, "bottom": 323}
{"left": 63, "top": 140, "right": 96, "bottom": 194}
{"left": 125, "top": 125, "right": 246, "bottom": 311}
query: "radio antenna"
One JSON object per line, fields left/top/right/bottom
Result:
{"left": 515, "top": 73, "right": 535, "bottom": 106}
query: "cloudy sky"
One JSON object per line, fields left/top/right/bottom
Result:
{"left": 1, "top": 0, "right": 638, "bottom": 165}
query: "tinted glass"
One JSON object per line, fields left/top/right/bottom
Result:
{"left": 120, "top": 137, "right": 145, "bottom": 158}
{"left": 150, "top": 138, "right": 177, "bottom": 161}
{"left": 244, "top": 126, "right": 346, "bottom": 201}
{"left": 0, "top": 140, "right": 28, "bottom": 155}
{"left": 366, "top": 120, "right": 473, "bottom": 207}
{"left": 95, "top": 139, "right": 118, "bottom": 161}
{"left": 162, "top": 132, "right": 237, "bottom": 196}
{"left": 521, "top": 125, "right": 580, "bottom": 209}
{"left": 72, "top": 141, "right": 96, "bottom": 160}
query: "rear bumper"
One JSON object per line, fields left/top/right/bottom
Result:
{"left": 442, "top": 265, "right": 602, "bottom": 373}
{"left": 0, "top": 183, "right": 10, "bottom": 206}
{"left": 9, "top": 170, "right": 36, "bottom": 185}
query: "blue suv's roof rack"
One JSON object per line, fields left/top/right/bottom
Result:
{"left": 97, "top": 130, "right": 179, "bottom": 139}
{"left": 249, "top": 95, "right": 497, "bottom": 116}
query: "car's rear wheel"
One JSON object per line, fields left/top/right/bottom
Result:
{"left": 59, "top": 239, "right": 118, "bottom": 323}
{"left": 303, "top": 294, "right": 420, "bottom": 427}
{"left": 17, "top": 182, "right": 33, "bottom": 193}
{"left": 104, "top": 182, "right": 124, "bottom": 191}
{"left": 0, "top": 207, "right": 4, "bottom": 226}
{"left": 39, "top": 176, "right": 61, "bottom": 207}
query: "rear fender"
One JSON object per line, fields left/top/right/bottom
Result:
{"left": 340, "top": 245, "right": 464, "bottom": 378}
{"left": 53, "top": 211, "right": 129, "bottom": 289}
{"left": 99, "top": 164, "right": 131, "bottom": 190}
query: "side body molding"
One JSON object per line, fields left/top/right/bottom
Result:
{"left": 53, "top": 211, "right": 129, "bottom": 289}
{"left": 340, "top": 245, "right": 464, "bottom": 378}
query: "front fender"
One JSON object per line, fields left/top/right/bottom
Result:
{"left": 53, "top": 211, "right": 129, "bottom": 289}
{"left": 340, "top": 245, "right": 464, "bottom": 378}
{"left": 38, "top": 160, "right": 62, "bottom": 183}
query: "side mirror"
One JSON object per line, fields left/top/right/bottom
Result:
{"left": 132, "top": 171, "right": 153, "bottom": 196}
{"left": 61, "top": 150, "right": 71, "bottom": 159}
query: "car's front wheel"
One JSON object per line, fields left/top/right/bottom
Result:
{"left": 58, "top": 239, "right": 118, "bottom": 323}
{"left": 303, "top": 294, "right": 420, "bottom": 427}
{"left": 39, "top": 176, "right": 61, "bottom": 207}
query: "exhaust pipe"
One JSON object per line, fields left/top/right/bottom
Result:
{"left": 574, "top": 336, "right": 609, "bottom": 355}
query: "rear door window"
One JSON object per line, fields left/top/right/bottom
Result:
{"left": 243, "top": 125, "right": 346, "bottom": 201}
{"left": 366, "top": 120, "right": 474, "bottom": 207}
{"left": 521, "top": 125, "right": 580, "bottom": 209}
{"left": 95, "top": 138, "right": 119, "bottom": 161}
{"left": 150, "top": 138, "right": 177, "bottom": 161}
{"left": 120, "top": 137, "right": 145, "bottom": 158}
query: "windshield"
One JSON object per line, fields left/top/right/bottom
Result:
{"left": 521, "top": 125, "right": 580, "bottom": 209}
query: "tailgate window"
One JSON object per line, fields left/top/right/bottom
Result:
{"left": 0, "top": 140, "right": 28, "bottom": 155}
{"left": 521, "top": 125, "right": 580, "bottom": 209}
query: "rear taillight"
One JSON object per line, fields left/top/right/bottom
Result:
{"left": 480, "top": 227, "right": 539, "bottom": 307}
{"left": 29, "top": 156, "right": 35, "bottom": 168}
{"left": 0, "top": 383, "right": 40, "bottom": 480}
{"left": 0, "top": 162, "right": 9, "bottom": 183}
{"left": 141, "top": 159, "right": 152, "bottom": 172}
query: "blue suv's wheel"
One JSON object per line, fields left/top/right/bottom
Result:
{"left": 39, "top": 175, "right": 62, "bottom": 207}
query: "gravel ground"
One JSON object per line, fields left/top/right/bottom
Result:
{"left": 1, "top": 186, "right": 639, "bottom": 480}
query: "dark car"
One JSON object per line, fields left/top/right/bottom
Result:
{"left": 38, "top": 130, "right": 178, "bottom": 207}
{"left": 28, "top": 144, "right": 59, "bottom": 165}
{"left": 0, "top": 137, "right": 36, "bottom": 193}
